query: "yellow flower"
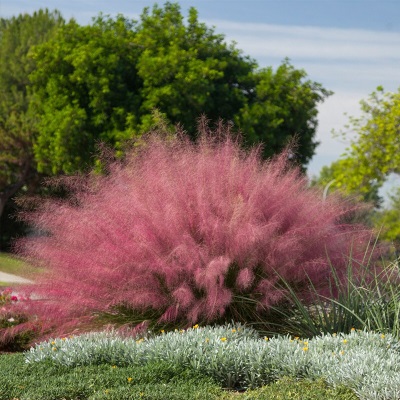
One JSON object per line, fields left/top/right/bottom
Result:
{"left": 136, "top": 338, "right": 144, "bottom": 344}
{"left": 205, "top": 338, "right": 209, "bottom": 343}
{"left": 179, "top": 329, "right": 185, "bottom": 334}
{"left": 51, "top": 341, "right": 56, "bottom": 345}
{"left": 303, "top": 347, "right": 308, "bottom": 352}
{"left": 381, "top": 334, "right": 385, "bottom": 339}
{"left": 294, "top": 336, "right": 300, "bottom": 340}
{"left": 340, "top": 351, "right": 345, "bottom": 355}
{"left": 342, "top": 339, "right": 348, "bottom": 344}
{"left": 160, "top": 329, "right": 165, "bottom": 333}
{"left": 193, "top": 324, "right": 199, "bottom": 329}
{"left": 127, "top": 377, "right": 133, "bottom": 382}
{"left": 220, "top": 337, "right": 227, "bottom": 342}
{"left": 112, "top": 365, "right": 117, "bottom": 369}
{"left": 231, "top": 329, "right": 236, "bottom": 333}
{"left": 61, "top": 337, "right": 66, "bottom": 341}
{"left": 351, "top": 327, "right": 355, "bottom": 332}
{"left": 52, "top": 347, "right": 57, "bottom": 351}
{"left": 264, "top": 337, "right": 269, "bottom": 341}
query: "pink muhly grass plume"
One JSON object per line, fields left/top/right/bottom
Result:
{"left": 12, "top": 121, "right": 376, "bottom": 340}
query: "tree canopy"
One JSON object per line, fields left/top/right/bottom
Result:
{"left": 315, "top": 87, "right": 400, "bottom": 206}
{"left": 1, "top": 2, "right": 331, "bottom": 248}
{"left": 29, "top": 2, "right": 330, "bottom": 175}
{"left": 0, "top": 9, "right": 64, "bottom": 248}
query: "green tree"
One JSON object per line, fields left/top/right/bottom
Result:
{"left": 30, "top": 15, "right": 141, "bottom": 175}
{"left": 30, "top": 2, "right": 330, "bottom": 175}
{"left": 373, "top": 186, "right": 400, "bottom": 244}
{"left": 314, "top": 87, "right": 400, "bottom": 206}
{"left": 1, "top": 2, "right": 331, "bottom": 248}
{"left": 0, "top": 9, "right": 64, "bottom": 248}
{"left": 236, "top": 60, "right": 330, "bottom": 165}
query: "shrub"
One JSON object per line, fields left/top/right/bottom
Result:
{"left": 13, "top": 122, "right": 375, "bottom": 339}
{"left": 24, "top": 325, "right": 400, "bottom": 397}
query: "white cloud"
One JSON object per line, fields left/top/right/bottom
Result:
{"left": 308, "top": 92, "right": 363, "bottom": 176}
{"left": 209, "top": 20, "right": 400, "bottom": 61}
{"left": 203, "top": 19, "right": 400, "bottom": 179}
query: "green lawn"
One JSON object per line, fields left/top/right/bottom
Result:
{"left": 0, "top": 353, "right": 357, "bottom": 400}
{"left": 0, "top": 252, "right": 38, "bottom": 280}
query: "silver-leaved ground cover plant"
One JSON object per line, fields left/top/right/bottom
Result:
{"left": 25, "top": 323, "right": 400, "bottom": 399}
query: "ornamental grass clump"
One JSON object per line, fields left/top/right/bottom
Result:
{"left": 11, "top": 121, "right": 375, "bottom": 340}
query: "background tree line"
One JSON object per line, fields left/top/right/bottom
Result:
{"left": 314, "top": 87, "right": 400, "bottom": 245}
{"left": 0, "top": 2, "right": 331, "bottom": 250}
{"left": 2, "top": 2, "right": 399, "bottom": 252}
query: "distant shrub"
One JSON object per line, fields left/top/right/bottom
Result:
{"left": 13, "top": 121, "right": 375, "bottom": 339}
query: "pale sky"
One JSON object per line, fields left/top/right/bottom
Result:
{"left": 2, "top": 0, "right": 400, "bottom": 188}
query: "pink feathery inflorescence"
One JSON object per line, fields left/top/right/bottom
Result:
{"left": 11, "top": 122, "right": 376, "bottom": 340}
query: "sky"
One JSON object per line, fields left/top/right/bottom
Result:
{"left": 2, "top": 0, "right": 400, "bottom": 192}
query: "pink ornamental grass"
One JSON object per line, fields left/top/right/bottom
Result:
{"left": 13, "top": 123, "right": 375, "bottom": 339}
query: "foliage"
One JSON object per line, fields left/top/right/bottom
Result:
{"left": 0, "top": 311, "right": 34, "bottom": 352}
{"left": 24, "top": 325, "right": 400, "bottom": 398}
{"left": 314, "top": 87, "right": 400, "bottom": 204}
{"left": 0, "top": 9, "right": 64, "bottom": 249}
{"left": 315, "top": 160, "right": 382, "bottom": 207}
{"left": 29, "top": 2, "right": 330, "bottom": 175}
{"left": 0, "top": 350, "right": 356, "bottom": 400}
{"left": 373, "top": 186, "right": 400, "bottom": 244}
{"left": 229, "top": 377, "right": 357, "bottom": 400}
{"left": 0, "top": 353, "right": 222, "bottom": 400}
{"left": 264, "top": 253, "right": 400, "bottom": 339}
{"left": 12, "top": 126, "right": 376, "bottom": 339}
{"left": 236, "top": 60, "right": 330, "bottom": 167}
{"left": 1, "top": 3, "right": 330, "bottom": 249}
{"left": 29, "top": 14, "right": 141, "bottom": 175}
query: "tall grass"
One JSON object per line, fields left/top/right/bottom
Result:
{"left": 258, "top": 245, "right": 400, "bottom": 339}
